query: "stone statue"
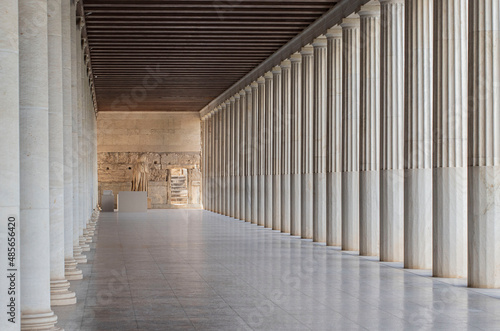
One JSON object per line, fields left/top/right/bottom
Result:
{"left": 131, "top": 154, "right": 149, "bottom": 192}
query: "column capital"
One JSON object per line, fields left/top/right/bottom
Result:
{"left": 225, "top": 99, "right": 231, "bottom": 106}
{"left": 239, "top": 89, "right": 246, "bottom": 97}
{"left": 230, "top": 96, "right": 236, "bottom": 103}
{"left": 281, "top": 59, "right": 291, "bottom": 69}
{"left": 290, "top": 51, "right": 302, "bottom": 62}
{"left": 325, "top": 26, "right": 342, "bottom": 39}
{"left": 341, "top": 13, "right": 360, "bottom": 29}
{"left": 300, "top": 44, "right": 314, "bottom": 56}
{"left": 379, "top": 0, "right": 404, "bottom": 4}
{"left": 234, "top": 93, "right": 241, "bottom": 100}
{"left": 264, "top": 71, "right": 273, "bottom": 80}
{"left": 272, "top": 66, "right": 282, "bottom": 74}
{"left": 312, "top": 35, "right": 327, "bottom": 48}
{"left": 358, "top": 1, "right": 381, "bottom": 17}
{"left": 251, "top": 81, "right": 259, "bottom": 89}
{"left": 257, "top": 76, "right": 266, "bottom": 84}
{"left": 245, "top": 85, "right": 253, "bottom": 93}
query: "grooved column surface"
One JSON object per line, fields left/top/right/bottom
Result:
{"left": 326, "top": 27, "right": 343, "bottom": 247}
{"left": 239, "top": 90, "right": 246, "bottom": 221}
{"left": 468, "top": 0, "right": 500, "bottom": 289}
{"left": 301, "top": 45, "right": 314, "bottom": 240}
{"left": 404, "top": 0, "right": 433, "bottom": 271}
{"left": 257, "top": 77, "right": 266, "bottom": 227}
{"left": 380, "top": 0, "right": 405, "bottom": 262}
{"left": 341, "top": 16, "right": 361, "bottom": 252}
{"left": 264, "top": 72, "right": 274, "bottom": 229}
{"left": 251, "top": 82, "right": 260, "bottom": 225}
{"left": 281, "top": 60, "right": 292, "bottom": 234}
{"left": 245, "top": 86, "right": 253, "bottom": 223}
{"left": 272, "top": 67, "right": 282, "bottom": 231}
{"left": 432, "top": 0, "right": 468, "bottom": 279}
{"left": 359, "top": 3, "right": 381, "bottom": 257}
{"left": 290, "top": 52, "right": 302, "bottom": 237}
{"left": 313, "top": 37, "right": 327, "bottom": 243}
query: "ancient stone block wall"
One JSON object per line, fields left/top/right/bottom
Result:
{"left": 97, "top": 112, "right": 202, "bottom": 209}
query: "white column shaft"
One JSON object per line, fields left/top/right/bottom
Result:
{"left": 290, "top": 53, "right": 302, "bottom": 237}
{"left": 281, "top": 60, "right": 292, "bottom": 234}
{"left": 246, "top": 86, "right": 253, "bottom": 222}
{"left": 380, "top": 0, "right": 405, "bottom": 262}
{"left": 433, "top": 0, "right": 468, "bottom": 278}
{"left": 264, "top": 73, "right": 274, "bottom": 229}
{"left": 404, "top": 0, "right": 433, "bottom": 270}
{"left": 257, "top": 78, "right": 266, "bottom": 226}
{"left": 359, "top": 4, "right": 381, "bottom": 257}
{"left": 251, "top": 82, "right": 259, "bottom": 224}
{"left": 239, "top": 90, "right": 246, "bottom": 220}
{"left": 272, "top": 67, "right": 282, "bottom": 231}
{"left": 341, "top": 16, "right": 361, "bottom": 251}
{"left": 19, "top": 0, "right": 59, "bottom": 328}
{"left": 326, "top": 27, "right": 343, "bottom": 247}
{"left": 313, "top": 37, "right": 328, "bottom": 243}
{"left": 234, "top": 94, "right": 241, "bottom": 219}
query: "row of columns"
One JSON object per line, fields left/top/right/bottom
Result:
{"left": 201, "top": 0, "right": 500, "bottom": 288}
{"left": 0, "top": 0, "right": 99, "bottom": 329}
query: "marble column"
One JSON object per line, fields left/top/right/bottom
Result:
{"left": 239, "top": 89, "right": 246, "bottom": 221}
{"left": 380, "top": 0, "right": 405, "bottom": 262}
{"left": 467, "top": 0, "right": 500, "bottom": 288}
{"left": 225, "top": 99, "right": 231, "bottom": 216}
{"left": 207, "top": 114, "right": 213, "bottom": 211}
{"left": 220, "top": 102, "right": 227, "bottom": 215}
{"left": 359, "top": 2, "right": 381, "bottom": 257}
{"left": 326, "top": 26, "right": 343, "bottom": 247}
{"left": 301, "top": 44, "right": 314, "bottom": 239}
{"left": 432, "top": 0, "right": 468, "bottom": 278}
{"left": 290, "top": 52, "right": 302, "bottom": 237}
{"left": 48, "top": 0, "right": 77, "bottom": 306}
{"left": 251, "top": 81, "right": 260, "bottom": 225}
{"left": 71, "top": 3, "right": 86, "bottom": 263}
{"left": 404, "top": 0, "right": 433, "bottom": 270}
{"left": 245, "top": 85, "right": 254, "bottom": 222}
{"left": 61, "top": 0, "right": 81, "bottom": 281}
{"left": 257, "top": 77, "right": 266, "bottom": 226}
{"left": 19, "top": 0, "right": 60, "bottom": 328}
{"left": 272, "top": 66, "right": 282, "bottom": 231}
{"left": 280, "top": 59, "right": 292, "bottom": 234}
{"left": 214, "top": 107, "right": 220, "bottom": 213}
{"left": 0, "top": 1, "right": 20, "bottom": 327}
{"left": 234, "top": 93, "right": 241, "bottom": 219}
{"left": 341, "top": 14, "right": 361, "bottom": 251}
{"left": 313, "top": 36, "right": 328, "bottom": 243}
{"left": 264, "top": 72, "right": 274, "bottom": 229}
{"left": 228, "top": 97, "right": 235, "bottom": 217}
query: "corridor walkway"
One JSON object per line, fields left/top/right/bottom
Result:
{"left": 54, "top": 210, "right": 500, "bottom": 330}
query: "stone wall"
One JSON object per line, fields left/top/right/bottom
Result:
{"left": 97, "top": 112, "right": 202, "bottom": 209}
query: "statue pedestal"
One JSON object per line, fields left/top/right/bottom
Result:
{"left": 117, "top": 191, "right": 147, "bottom": 212}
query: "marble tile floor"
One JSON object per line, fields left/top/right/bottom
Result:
{"left": 54, "top": 210, "right": 500, "bottom": 331}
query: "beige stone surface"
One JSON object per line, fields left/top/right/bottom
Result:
{"left": 97, "top": 112, "right": 201, "bottom": 153}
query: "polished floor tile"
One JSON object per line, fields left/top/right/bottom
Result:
{"left": 54, "top": 210, "right": 500, "bottom": 330}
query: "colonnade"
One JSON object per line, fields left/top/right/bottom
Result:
{"left": 201, "top": 0, "right": 500, "bottom": 289}
{"left": 0, "top": 0, "right": 99, "bottom": 329}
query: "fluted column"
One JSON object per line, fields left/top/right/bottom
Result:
{"left": 326, "top": 27, "right": 343, "bottom": 247}
{"left": 239, "top": 89, "right": 246, "bottom": 221}
{"left": 290, "top": 52, "right": 302, "bottom": 237}
{"left": 380, "top": 0, "right": 405, "bottom": 262}
{"left": 246, "top": 85, "right": 254, "bottom": 222}
{"left": 433, "top": 0, "right": 468, "bottom": 278}
{"left": 468, "top": 0, "right": 500, "bottom": 288}
{"left": 215, "top": 106, "right": 221, "bottom": 213}
{"left": 234, "top": 93, "right": 241, "bottom": 219}
{"left": 301, "top": 44, "right": 314, "bottom": 239}
{"left": 257, "top": 77, "right": 266, "bottom": 226}
{"left": 272, "top": 66, "right": 282, "bottom": 231}
{"left": 19, "top": 0, "right": 60, "bottom": 328}
{"left": 228, "top": 97, "right": 235, "bottom": 217}
{"left": 61, "top": 0, "right": 82, "bottom": 281}
{"left": 281, "top": 59, "right": 292, "bottom": 234}
{"left": 341, "top": 14, "right": 361, "bottom": 251}
{"left": 48, "top": 0, "right": 77, "bottom": 306}
{"left": 208, "top": 113, "right": 213, "bottom": 211}
{"left": 251, "top": 81, "right": 260, "bottom": 224}
{"left": 225, "top": 99, "right": 231, "bottom": 216}
{"left": 313, "top": 36, "right": 328, "bottom": 243}
{"left": 71, "top": 3, "right": 86, "bottom": 263}
{"left": 404, "top": 0, "right": 433, "bottom": 270}
{"left": 0, "top": 1, "right": 20, "bottom": 327}
{"left": 359, "top": 2, "right": 381, "bottom": 257}
{"left": 264, "top": 72, "right": 274, "bottom": 229}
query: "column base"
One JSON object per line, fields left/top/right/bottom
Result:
{"left": 21, "top": 310, "right": 61, "bottom": 331}
{"left": 79, "top": 238, "right": 90, "bottom": 252}
{"left": 65, "top": 258, "right": 83, "bottom": 280}
{"left": 50, "top": 279, "right": 77, "bottom": 306}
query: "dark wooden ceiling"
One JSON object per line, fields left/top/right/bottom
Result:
{"left": 82, "top": 0, "right": 338, "bottom": 112}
